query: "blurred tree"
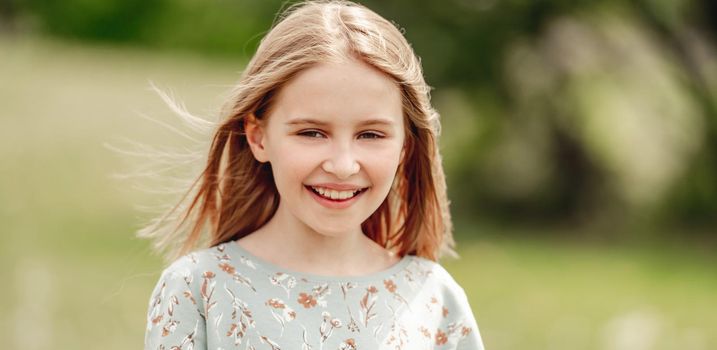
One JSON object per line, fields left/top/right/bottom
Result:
{"left": 23, "top": 0, "right": 161, "bottom": 41}
{"left": 0, "top": 0, "right": 19, "bottom": 31}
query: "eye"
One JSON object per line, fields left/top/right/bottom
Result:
{"left": 358, "top": 131, "right": 384, "bottom": 139}
{"left": 298, "top": 130, "right": 325, "bottom": 138}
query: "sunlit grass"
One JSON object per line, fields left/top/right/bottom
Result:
{"left": 445, "top": 230, "right": 717, "bottom": 350}
{"left": 1, "top": 35, "right": 715, "bottom": 350}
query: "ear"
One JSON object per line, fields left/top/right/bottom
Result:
{"left": 244, "top": 114, "right": 269, "bottom": 163}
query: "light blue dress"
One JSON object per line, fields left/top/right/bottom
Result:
{"left": 144, "top": 241, "right": 485, "bottom": 349}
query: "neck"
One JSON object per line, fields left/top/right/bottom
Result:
{"left": 239, "top": 202, "right": 398, "bottom": 276}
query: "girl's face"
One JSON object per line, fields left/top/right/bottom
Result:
{"left": 246, "top": 58, "right": 405, "bottom": 238}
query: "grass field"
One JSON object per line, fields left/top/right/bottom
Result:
{"left": 1, "top": 36, "right": 715, "bottom": 350}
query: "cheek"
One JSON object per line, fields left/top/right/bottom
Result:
{"left": 271, "top": 144, "right": 320, "bottom": 182}
{"left": 362, "top": 145, "right": 403, "bottom": 181}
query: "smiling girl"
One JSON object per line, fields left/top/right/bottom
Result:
{"left": 142, "top": 1, "right": 485, "bottom": 349}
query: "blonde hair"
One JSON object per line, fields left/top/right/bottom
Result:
{"left": 138, "top": 0, "right": 456, "bottom": 263}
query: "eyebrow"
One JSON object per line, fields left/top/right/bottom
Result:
{"left": 285, "top": 117, "right": 395, "bottom": 127}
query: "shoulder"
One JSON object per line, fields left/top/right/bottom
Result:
{"left": 149, "top": 243, "right": 238, "bottom": 313}
{"left": 154, "top": 242, "right": 242, "bottom": 299}
{"left": 405, "top": 256, "right": 475, "bottom": 321}
{"left": 159, "top": 244, "right": 224, "bottom": 281}
{"left": 408, "top": 255, "right": 468, "bottom": 298}
{"left": 404, "top": 256, "right": 484, "bottom": 349}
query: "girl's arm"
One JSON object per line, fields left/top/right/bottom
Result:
{"left": 144, "top": 267, "right": 207, "bottom": 350}
{"left": 455, "top": 292, "right": 486, "bottom": 350}
{"left": 443, "top": 278, "right": 486, "bottom": 350}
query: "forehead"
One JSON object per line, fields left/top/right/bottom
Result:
{"left": 269, "top": 59, "right": 403, "bottom": 127}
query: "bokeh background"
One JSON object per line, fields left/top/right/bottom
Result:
{"left": 1, "top": 0, "right": 715, "bottom": 349}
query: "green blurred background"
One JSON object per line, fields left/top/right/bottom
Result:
{"left": 1, "top": 0, "right": 715, "bottom": 349}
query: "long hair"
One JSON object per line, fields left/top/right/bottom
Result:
{"left": 138, "top": 0, "right": 456, "bottom": 263}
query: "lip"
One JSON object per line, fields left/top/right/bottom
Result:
{"left": 305, "top": 185, "right": 368, "bottom": 209}
{"left": 308, "top": 183, "right": 368, "bottom": 191}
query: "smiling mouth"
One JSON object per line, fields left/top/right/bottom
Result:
{"left": 305, "top": 185, "right": 368, "bottom": 201}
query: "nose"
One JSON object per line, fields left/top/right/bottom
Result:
{"left": 321, "top": 142, "right": 360, "bottom": 179}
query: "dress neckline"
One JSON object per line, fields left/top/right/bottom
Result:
{"left": 226, "top": 240, "right": 413, "bottom": 283}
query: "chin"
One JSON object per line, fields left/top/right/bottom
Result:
{"left": 308, "top": 221, "right": 362, "bottom": 237}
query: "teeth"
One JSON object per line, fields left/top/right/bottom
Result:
{"left": 311, "top": 186, "right": 362, "bottom": 200}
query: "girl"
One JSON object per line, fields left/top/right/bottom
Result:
{"left": 142, "top": 1, "right": 485, "bottom": 349}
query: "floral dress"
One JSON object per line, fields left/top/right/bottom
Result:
{"left": 144, "top": 241, "right": 485, "bottom": 349}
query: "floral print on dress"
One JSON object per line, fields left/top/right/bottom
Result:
{"left": 200, "top": 271, "right": 217, "bottom": 315}
{"left": 383, "top": 278, "right": 410, "bottom": 310}
{"left": 297, "top": 292, "right": 318, "bottom": 308}
{"left": 340, "top": 282, "right": 357, "bottom": 299}
{"left": 312, "top": 283, "right": 332, "bottom": 307}
{"left": 383, "top": 304, "right": 409, "bottom": 349}
{"left": 223, "top": 284, "right": 255, "bottom": 346}
{"left": 266, "top": 297, "right": 296, "bottom": 335}
{"left": 296, "top": 282, "right": 332, "bottom": 309}
{"left": 345, "top": 306, "right": 360, "bottom": 333}
{"left": 271, "top": 272, "right": 297, "bottom": 298}
{"left": 358, "top": 286, "right": 378, "bottom": 327}
{"left": 213, "top": 252, "right": 257, "bottom": 293}
{"left": 144, "top": 242, "right": 485, "bottom": 350}
{"left": 319, "top": 311, "right": 343, "bottom": 344}
{"left": 339, "top": 338, "right": 357, "bottom": 350}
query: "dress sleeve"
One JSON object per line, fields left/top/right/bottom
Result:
{"left": 453, "top": 286, "right": 486, "bottom": 350}
{"left": 144, "top": 266, "right": 207, "bottom": 350}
